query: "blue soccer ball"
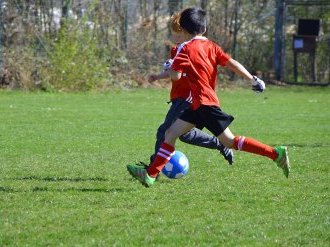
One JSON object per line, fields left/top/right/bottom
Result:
{"left": 162, "top": 151, "right": 189, "bottom": 179}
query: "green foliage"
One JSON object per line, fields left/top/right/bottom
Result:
{"left": 2, "top": 0, "right": 330, "bottom": 89}
{"left": 0, "top": 87, "right": 329, "bottom": 246}
{"left": 45, "top": 21, "right": 112, "bottom": 91}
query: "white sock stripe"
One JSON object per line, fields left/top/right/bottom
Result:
{"left": 157, "top": 152, "right": 172, "bottom": 160}
{"left": 159, "top": 148, "right": 173, "bottom": 156}
{"left": 238, "top": 136, "right": 245, "bottom": 150}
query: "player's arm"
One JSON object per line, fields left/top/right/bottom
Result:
{"left": 169, "top": 70, "right": 182, "bottom": 81}
{"left": 148, "top": 70, "right": 169, "bottom": 83}
{"left": 225, "top": 58, "right": 265, "bottom": 92}
{"left": 169, "top": 53, "right": 189, "bottom": 81}
{"left": 148, "top": 57, "right": 176, "bottom": 83}
{"left": 225, "top": 58, "right": 253, "bottom": 80}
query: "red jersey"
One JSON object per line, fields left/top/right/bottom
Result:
{"left": 169, "top": 47, "right": 191, "bottom": 101}
{"left": 171, "top": 37, "right": 231, "bottom": 110}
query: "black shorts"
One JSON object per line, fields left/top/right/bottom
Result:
{"left": 179, "top": 105, "right": 234, "bottom": 137}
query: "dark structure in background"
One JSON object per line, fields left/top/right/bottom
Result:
{"left": 293, "top": 19, "right": 321, "bottom": 82}
{"left": 0, "top": 0, "right": 3, "bottom": 84}
{"left": 274, "top": 0, "right": 330, "bottom": 84}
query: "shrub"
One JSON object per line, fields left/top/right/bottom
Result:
{"left": 44, "top": 21, "right": 113, "bottom": 91}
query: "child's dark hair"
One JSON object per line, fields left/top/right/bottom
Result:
{"left": 179, "top": 7, "right": 206, "bottom": 35}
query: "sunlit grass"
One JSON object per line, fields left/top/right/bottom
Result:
{"left": 0, "top": 86, "right": 329, "bottom": 246}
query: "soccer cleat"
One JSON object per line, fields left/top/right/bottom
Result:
{"left": 219, "top": 144, "right": 234, "bottom": 165}
{"left": 127, "top": 164, "right": 156, "bottom": 187}
{"left": 136, "top": 161, "right": 149, "bottom": 168}
{"left": 274, "top": 146, "right": 290, "bottom": 178}
{"left": 136, "top": 161, "right": 160, "bottom": 181}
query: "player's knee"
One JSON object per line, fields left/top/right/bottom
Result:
{"left": 165, "top": 127, "right": 179, "bottom": 143}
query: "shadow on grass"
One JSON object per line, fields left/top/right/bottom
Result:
{"left": 13, "top": 176, "right": 108, "bottom": 182}
{"left": 0, "top": 176, "right": 132, "bottom": 193}
{"left": 0, "top": 186, "right": 129, "bottom": 193}
{"left": 272, "top": 143, "right": 329, "bottom": 148}
{"left": 0, "top": 186, "right": 15, "bottom": 193}
{"left": 32, "top": 186, "right": 125, "bottom": 193}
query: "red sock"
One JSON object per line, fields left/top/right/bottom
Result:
{"left": 147, "top": 142, "right": 175, "bottom": 177}
{"left": 233, "top": 136, "right": 278, "bottom": 161}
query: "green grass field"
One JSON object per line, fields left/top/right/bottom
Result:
{"left": 0, "top": 86, "right": 329, "bottom": 246}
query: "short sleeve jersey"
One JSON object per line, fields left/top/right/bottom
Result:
{"left": 169, "top": 47, "right": 191, "bottom": 101}
{"left": 171, "top": 37, "right": 231, "bottom": 110}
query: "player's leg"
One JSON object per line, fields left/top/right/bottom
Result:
{"left": 127, "top": 118, "right": 194, "bottom": 187}
{"left": 217, "top": 128, "right": 290, "bottom": 177}
{"left": 179, "top": 128, "right": 234, "bottom": 165}
{"left": 217, "top": 127, "right": 235, "bottom": 148}
{"left": 198, "top": 105, "right": 289, "bottom": 177}
{"left": 150, "top": 99, "right": 190, "bottom": 163}
{"left": 152, "top": 100, "right": 232, "bottom": 164}
{"left": 164, "top": 118, "right": 195, "bottom": 146}
{"left": 179, "top": 127, "right": 218, "bottom": 149}
{"left": 135, "top": 102, "right": 179, "bottom": 177}
{"left": 131, "top": 99, "right": 188, "bottom": 181}
{"left": 218, "top": 128, "right": 277, "bottom": 159}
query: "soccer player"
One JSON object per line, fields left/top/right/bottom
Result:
{"left": 145, "top": 12, "right": 233, "bottom": 168}
{"left": 127, "top": 7, "right": 290, "bottom": 187}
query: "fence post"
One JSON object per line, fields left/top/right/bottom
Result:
{"left": 274, "top": 0, "right": 286, "bottom": 81}
{"left": 0, "top": 0, "right": 3, "bottom": 77}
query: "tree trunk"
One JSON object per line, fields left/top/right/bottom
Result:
{"left": 61, "top": 0, "right": 70, "bottom": 22}
{"left": 168, "top": 0, "right": 182, "bottom": 16}
{"left": 231, "top": 0, "right": 240, "bottom": 60}
{"left": 153, "top": 0, "right": 161, "bottom": 53}
{"left": 201, "top": 0, "right": 208, "bottom": 10}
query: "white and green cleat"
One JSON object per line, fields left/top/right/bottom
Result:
{"left": 275, "top": 146, "right": 290, "bottom": 178}
{"left": 127, "top": 164, "right": 155, "bottom": 187}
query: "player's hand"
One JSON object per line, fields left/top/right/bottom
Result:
{"left": 163, "top": 59, "right": 173, "bottom": 71}
{"left": 148, "top": 74, "right": 158, "bottom": 83}
{"left": 251, "top": 76, "right": 266, "bottom": 93}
